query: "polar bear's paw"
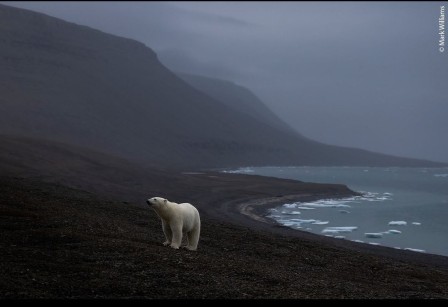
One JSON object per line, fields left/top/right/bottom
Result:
{"left": 163, "top": 241, "right": 171, "bottom": 246}
{"left": 170, "top": 243, "right": 180, "bottom": 249}
{"left": 185, "top": 246, "right": 197, "bottom": 251}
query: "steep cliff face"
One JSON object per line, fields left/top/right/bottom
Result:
{"left": 0, "top": 4, "right": 443, "bottom": 169}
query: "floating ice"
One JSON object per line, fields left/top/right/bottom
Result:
{"left": 368, "top": 242, "right": 381, "bottom": 245}
{"left": 412, "top": 222, "right": 421, "bottom": 226}
{"left": 365, "top": 233, "right": 383, "bottom": 238}
{"left": 358, "top": 191, "right": 392, "bottom": 202}
{"left": 312, "top": 221, "right": 329, "bottom": 225}
{"left": 281, "top": 210, "right": 301, "bottom": 215}
{"left": 300, "top": 219, "right": 318, "bottom": 224}
{"left": 352, "top": 240, "right": 364, "bottom": 243}
{"left": 289, "top": 218, "right": 316, "bottom": 223}
{"left": 375, "top": 196, "right": 390, "bottom": 201}
{"left": 285, "top": 191, "right": 392, "bottom": 214}
{"left": 386, "top": 230, "right": 402, "bottom": 235}
{"left": 278, "top": 218, "right": 331, "bottom": 228}
{"left": 404, "top": 248, "right": 426, "bottom": 253}
{"left": 298, "top": 200, "right": 351, "bottom": 208}
{"left": 388, "top": 221, "right": 407, "bottom": 226}
{"left": 322, "top": 226, "right": 358, "bottom": 234}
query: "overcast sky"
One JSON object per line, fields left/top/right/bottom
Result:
{"left": 3, "top": 1, "right": 448, "bottom": 163}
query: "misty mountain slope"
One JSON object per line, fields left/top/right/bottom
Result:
{"left": 177, "top": 73, "right": 300, "bottom": 136}
{"left": 0, "top": 4, "right": 302, "bottom": 168}
{"left": 0, "top": 4, "right": 443, "bottom": 169}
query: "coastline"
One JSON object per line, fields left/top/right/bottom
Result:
{"left": 2, "top": 136, "right": 448, "bottom": 298}
{"left": 237, "top": 193, "right": 356, "bottom": 225}
{"left": 229, "top": 191, "right": 448, "bottom": 270}
{"left": 2, "top": 173, "right": 448, "bottom": 298}
{"left": 3, "top": 174, "right": 448, "bottom": 298}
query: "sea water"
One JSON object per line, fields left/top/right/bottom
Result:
{"left": 224, "top": 167, "right": 448, "bottom": 256}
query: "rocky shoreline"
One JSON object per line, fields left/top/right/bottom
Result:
{"left": 2, "top": 173, "right": 448, "bottom": 299}
{"left": 1, "top": 135, "right": 448, "bottom": 298}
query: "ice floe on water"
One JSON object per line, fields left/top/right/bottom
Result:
{"left": 292, "top": 200, "right": 351, "bottom": 208}
{"left": 312, "top": 221, "right": 329, "bottom": 225}
{"left": 356, "top": 191, "right": 393, "bottom": 202}
{"left": 385, "top": 230, "right": 402, "bottom": 234}
{"left": 388, "top": 221, "right": 407, "bottom": 226}
{"left": 266, "top": 184, "right": 433, "bottom": 254}
{"left": 365, "top": 230, "right": 402, "bottom": 238}
{"left": 289, "top": 219, "right": 316, "bottom": 223}
{"left": 274, "top": 218, "right": 329, "bottom": 228}
{"left": 281, "top": 210, "right": 301, "bottom": 215}
{"left": 276, "top": 191, "right": 393, "bottom": 216}
{"left": 321, "top": 226, "right": 358, "bottom": 234}
{"left": 404, "top": 248, "right": 426, "bottom": 253}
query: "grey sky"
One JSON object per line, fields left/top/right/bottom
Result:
{"left": 3, "top": 1, "right": 447, "bottom": 162}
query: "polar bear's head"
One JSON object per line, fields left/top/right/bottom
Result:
{"left": 146, "top": 197, "right": 168, "bottom": 209}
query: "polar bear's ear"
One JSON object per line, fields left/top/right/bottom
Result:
{"left": 163, "top": 199, "right": 167, "bottom": 204}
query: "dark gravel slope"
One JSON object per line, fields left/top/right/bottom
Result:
{"left": 1, "top": 176, "right": 448, "bottom": 299}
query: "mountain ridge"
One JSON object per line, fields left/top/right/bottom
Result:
{"left": 0, "top": 4, "right": 444, "bottom": 169}
{"left": 177, "top": 72, "right": 301, "bottom": 136}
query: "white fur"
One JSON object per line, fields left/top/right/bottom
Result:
{"left": 147, "top": 197, "right": 201, "bottom": 251}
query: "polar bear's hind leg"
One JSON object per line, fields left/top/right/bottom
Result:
{"left": 186, "top": 224, "right": 200, "bottom": 251}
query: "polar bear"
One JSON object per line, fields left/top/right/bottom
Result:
{"left": 146, "top": 197, "right": 201, "bottom": 251}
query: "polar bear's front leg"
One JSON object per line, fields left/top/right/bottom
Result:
{"left": 169, "top": 222, "right": 183, "bottom": 249}
{"left": 161, "top": 219, "right": 172, "bottom": 246}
